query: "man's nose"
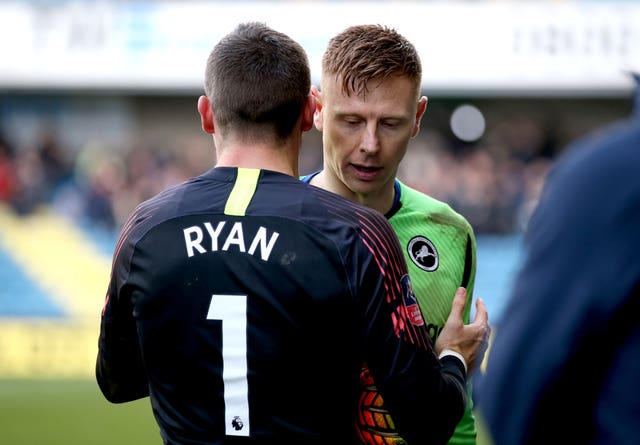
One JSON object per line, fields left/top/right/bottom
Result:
{"left": 360, "top": 123, "right": 380, "bottom": 154}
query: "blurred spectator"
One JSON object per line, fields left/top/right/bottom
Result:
{"left": 4, "top": 130, "right": 75, "bottom": 215}
{"left": 37, "top": 130, "right": 74, "bottom": 199}
{"left": 0, "top": 135, "right": 16, "bottom": 202}
{"left": 11, "top": 147, "right": 49, "bottom": 215}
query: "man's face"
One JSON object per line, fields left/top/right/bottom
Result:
{"left": 314, "top": 74, "right": 426, "bottom": 207}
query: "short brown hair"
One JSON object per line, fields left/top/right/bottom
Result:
{"left": 204, "top": 22, "right": 311, "bottom": 140}
{"left": 322, "top": 24, "right": 422, "bottom": 98}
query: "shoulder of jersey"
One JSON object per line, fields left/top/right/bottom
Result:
{"left": 397, "top": 180, "right": 473, "bottom": 231}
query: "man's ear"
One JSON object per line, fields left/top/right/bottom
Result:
{"left": 197, "top": 95, "right": 215, "bottom": 134}
{"left": 301, "top": 92, "right": 317, "bottom": 132}
{"left": 412, "top": 96, "right": 428, "bottom": 138}
{"left": 310, "top": 85, "right": 323, "bottom": 131}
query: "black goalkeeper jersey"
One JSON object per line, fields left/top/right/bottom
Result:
{"left": 96, "top": 167, "right": 466, "bottom": 445}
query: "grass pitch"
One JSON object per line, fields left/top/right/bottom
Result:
{"left": 0, "top": 379, "right": 159, "bottom": 445}
{"left": 0, "top": 379, "right": 493, "bottom": 445}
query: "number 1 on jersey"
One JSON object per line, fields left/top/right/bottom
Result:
{"left": 207, "top": 294, "right": 250, "bottom": 437}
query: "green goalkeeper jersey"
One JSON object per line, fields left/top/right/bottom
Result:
{"left": 385, "top": 179, "right": 477, "bottom": 445}
{"left": 389, "top": 180, "right": 476, "bottom": 344}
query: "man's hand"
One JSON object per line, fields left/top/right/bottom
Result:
{"left": 435, "top": 287, "right": 490, "bottom": 374}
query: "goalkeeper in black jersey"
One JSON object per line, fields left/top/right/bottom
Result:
{"left": 96, "top": 22, "right": 490, "bottom": 445}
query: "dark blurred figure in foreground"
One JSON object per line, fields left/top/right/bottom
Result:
{"left": 479, "top": 73, "right": 640, "bottom": 444}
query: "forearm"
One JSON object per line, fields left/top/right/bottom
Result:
{"left": 96, "top": 347, "right": 149, "bottom": 403}
{"left": 96, "top": 318, "right": 149, "bottom": 403}
{"left": 380, "top": 354, "right": 467, "bottom": 445}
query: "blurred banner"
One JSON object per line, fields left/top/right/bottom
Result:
{"left": 0, "top": 1, "right": 638, "bottom": 96}
{"left": 0, "top": 205, "right": 110, "bottom": 378}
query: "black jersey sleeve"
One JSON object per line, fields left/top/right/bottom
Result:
{"left": 96, "top": 203, "right": 151, "bottom": 403}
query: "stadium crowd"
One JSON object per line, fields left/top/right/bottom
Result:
{"left": 0, "top": 102, "right": 620, "bottom": 235}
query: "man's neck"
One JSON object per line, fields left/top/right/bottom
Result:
{"left": 215, "top": 142, "right": 299, "bottom": 177}
{"left": 310, "top": 170, "right": 395, "bottom": 215}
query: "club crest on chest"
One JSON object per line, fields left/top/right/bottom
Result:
{"left": 407, "top": 236, "right": 439, "bottom": 272}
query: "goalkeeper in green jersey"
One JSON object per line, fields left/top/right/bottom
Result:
{"left": 301, "top": 24, "right": 479, "bottom": 445}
